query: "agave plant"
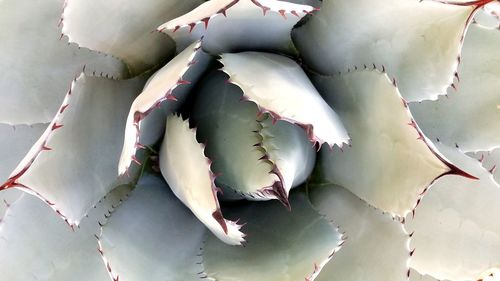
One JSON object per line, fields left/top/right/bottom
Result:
{"left": 1, "top": 0, "right": 500, "bottom": 280}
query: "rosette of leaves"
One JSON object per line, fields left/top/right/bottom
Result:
{"left": 1, "top": 0, "right": 500, "bottom": 280}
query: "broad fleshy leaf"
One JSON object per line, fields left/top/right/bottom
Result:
{"left": 190, "top": 71, "right": 316, "bottom": 206}
{"left": 202, "top": 192, "right": 343, "bottom": 281}
{"left": 159, "top": 114, "right": 245, "bottom": 245}
{"left": 118, "top": 41, "right": 211, "bottom": 175}
{"left": 0, "top": 123, "right": 47, "bottom": 182}
{"left": 312, "top": 70, "right": 466, "bottom": 217}
{"left": 0, "top": 74, "right": 146, "bottom": 226}
{"left": 310, "top": 184, "right": 410, "bottom": 281}
{"left": 220, "top": 52, "right": 349, "bottom": 148}
{"left": 410, "top": 24, "right": 500, "bottom": 152}
{"left": 0, "top": 0, "right": 127, "bottom": 124}
{"left": 61, "top": 0, "right": 203, "bottom": 73}
{"left": 292, "top": 0, "right": 483, "bottom": 102}
{"left": 0, "top": 185, "right": 131, "bottom": 281}
{"left": 99, "top": 174, "right": 205, "bottom": 281}
{"left": 158, "top": 0, "right": 316, "bottom": 54}
{"left": 405, "top": 144, "right": 500, "bottom": 281}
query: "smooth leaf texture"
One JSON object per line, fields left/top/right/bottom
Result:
{"left": 410, "top": 24, "right": 500, "bottom": 152}
{"left": 159, "top": 0, "right": 315, "bottom": 54}
{"left": 310, "top": 184, "right": 410, "bottom": 281}
{"left": 0, "top": 0, "right": 127, "bottom": 124}
{"left": 61, "top": 0, "right": 203, "bottom": 73}
{"left": 190, "top": 71, "right": 315, "bottom": 206}
{"left": 220, "top": 52, "right": 349, "bottom": 148}
{"left": 159, "top": 114, "right": 245, "bottom": 245}
{"left": 118, "top": 41, "right": 211, "bottom": 175}
{"left": 99, "top": 174, "right": 205, "bottom": 281}
{"left": 313, "top": 70, "right": 454, "bottom": 216}
{"left": 0, "top": 123, "right": 47, "bottom": 182}
{"left": 202, "top": 192, "right": 343, "bottom": 281}
{"left": 405, "top": 144, "right": 500, "bottom": 281}
{"left": 293, "top": 0, "right": 479, "bottom": 101}
{"left": 0, "top": 185, "right": 131, "bottom": 281}
{"left": 1, "top": 74, "right": 146, "bottom": 226}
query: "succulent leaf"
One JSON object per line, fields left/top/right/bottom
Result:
{"left": 0, "top": 123, "right": 47, "bottom": 182}
{"left": 312, "top": 70, "right": 465, "bottom": 217}
{"left": 190, "top": 71, "right": 316, "bottom": 206}
{"left": 293, "top": 0, "right": 482, "bottom": 102}
{"left": 0, "top": 74, "right": 146, "bottom": 226}
{"left": 410, "top": 24, "right": 500, "bottom": 152}
{"left": 220, "top": 52, "right": 349, "bottom": 148}
{"left": 118, "top": 41, "right": 211, "bottom": 175}
{"left": 405, "top": 145, "right": 500, "bottom": 281}
{"left": 159, "top": 114, "right": 245, "bottom": 245}
{"left": 61, "top": 0, "right": 204, "bottom": 73}
{"left": 99, "top": 175, "right": 205, "bottom": 281}
{"left": 0, "top": 0, "right": 127, "bottom": 124}
{"left": 310, "top": 184, "right": 410, "bottom": 281}
{"left": 0, "top": 185, "right": 131, "bottom": 281}
{"left": 159, "top": 0, "right": 315, "bottom": 54}
{"left": 202, "top": 192, "right": 343, "bottom": 281}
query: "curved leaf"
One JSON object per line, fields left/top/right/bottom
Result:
{"left": 310, "top": 184, "right": 410, "bottom": 281}
{"left": 159, "top": 114, "right": 245, "bottom": 245}
{"left": 61, "top": 0, "right": 203, "bottom": 73}
{"left": 202, "top": 192, "right": 343, "bottom": 281}
{"left": 1, "top": 74, "right": 146, "bottom": 226}
{"left": 220, "top": 52, "right": 349, "bottom": 148}
{"left": 118, "top": 41, "right": 211, "bottom": 175}
{"left": 0, "top": 0, "right": 127, "bottom": 124}
{"left": 410, "top": 24, "right": 500, "bottom": 152}
{"left": 190, "top": 71, "right": 316, "bottom": 207}
{"left": 0, "top": 185, "right": 131, "bottom": 281}
{"left": 99, "top": 175, "right": 205, "bottom": 281}
{"left": 159, "top": 0, "right": 316, "bottom": 54}
{"left": 293, "top": 0, "right": 482, "bottom": 101}
{"left": 405, "top": 144, "right": 500, "bottom": 281}
{"left": 312, "top": 70, "right": 469, "bottom": 217}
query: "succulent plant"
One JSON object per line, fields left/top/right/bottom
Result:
{"left": 1, "top": 0, "right": 500, "bottom": 280}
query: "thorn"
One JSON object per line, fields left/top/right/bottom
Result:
{"left": 41, "top": 145, "right": 52, "bottom": 151}
{"left": 131, "top": 156, "right": 141, "bottom": 165}
{"left": 135, "top": 143, "right": 146, "bottom": 149}
{"left": 489, "top": 165, "right": 497, "bottom": 174}
{"left": 188, "top": 23, "right": 196, "bottom": 32}
{"left": 177, "top": 79, "right": 191, "bottom": 85}
{"left": 278, "top": 9, "right": 287, "bottom": 19}
{"left": 201, "top": 17, "right": 210, "bottom": 29}
{"left": 291, "top": 10, "right": 299, "bottom": 17}
{"left": 173, "top": 25, "right": 180, "bottom": 33}
{"left": 59, "top": 104, "right": 70, "bottom": 114}
{"left": 166, "top": 94, "right": 178, "bottom": 101}
{"left": 51, "top": 123, "right": 63, "bottom": 130}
